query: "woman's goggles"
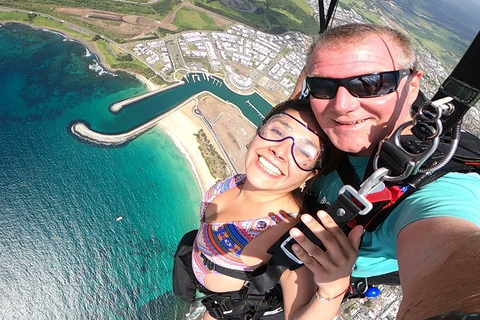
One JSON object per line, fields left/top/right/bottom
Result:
{"left": 306, "top": 69, "right": 412, "bottom": 99}
{"left": 258, "top": 113, "right": 322, "bottom": 171}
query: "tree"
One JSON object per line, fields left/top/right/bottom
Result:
{"left": 28, "top": 13, "right": 37, "bottom": 21}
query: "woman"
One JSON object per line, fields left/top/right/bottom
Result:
{"left": 192, "top": 99, "right": 363, "bottom": 319}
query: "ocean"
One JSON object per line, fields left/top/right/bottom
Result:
{"left": 0, "top": 22, "right": 206, "bottom": 319}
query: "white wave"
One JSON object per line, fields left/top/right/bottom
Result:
{"left": 184, "top": 303, "right": 205, "bottom": 320}
{"left": 89, "top": 62, "right": 106, "bottom": 75}
{"left": 88, "top": 62, "right": 116, "bottom": 77}
{"left": 43, "top": 28, "right": 66, "bottom": 39}
{"left": 162, "top": 129, "right": 203, "bottom": 194}
{"left": 84, "top": 47, "right": 92, "bottom": 57}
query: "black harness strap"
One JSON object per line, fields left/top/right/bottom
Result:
{"left": 200, "top": 253, "right": 251, "bottom": 281}
{"left": 318, "top": 0, "right": 339, "bottom": 34}
{"left": 199, "top": 283, "right": 283, "bottom": 320}
{"left": 336, "top": 156, "right": 362, "bottom": 187}
{"left": 422, "top": 30, "right": 480, "bottom": 137}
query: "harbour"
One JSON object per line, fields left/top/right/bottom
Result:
{"left": 71, "top": 72, "right": 273, "bottom": 146}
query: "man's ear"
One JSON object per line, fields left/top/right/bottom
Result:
{"left": 406, "top": 70, "right": 424, "bottom": 107}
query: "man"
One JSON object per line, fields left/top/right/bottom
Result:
{"left": 289, "top": 23, "right": 480, "bottom": 319}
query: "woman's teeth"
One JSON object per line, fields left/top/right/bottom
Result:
{"left": 259, "top": 156, "right": 282, "bottom": 176}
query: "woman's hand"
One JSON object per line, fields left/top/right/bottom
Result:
{"left": 289, "top": 210, "right": 364, "bottom": 298}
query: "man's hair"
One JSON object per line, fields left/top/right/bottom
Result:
{"left": 306, "top": 23, "right": 417, "bottom": 73}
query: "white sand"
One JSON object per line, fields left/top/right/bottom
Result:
{"left": 156, "top": 99, "right": 217, "bottom": 193}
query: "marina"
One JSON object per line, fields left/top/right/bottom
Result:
{"left": 71, "top": 73, "right": 273, "bottom": 145}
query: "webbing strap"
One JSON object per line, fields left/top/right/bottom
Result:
{"left": 200, "top": 253, "right": 251, "bottom": 281}
{"left": 430, "top": 30, "right": 480, "bottom": 134}
{"left": 251, "top": 190, "right": 379, "bottom": 292}
{"left": 318, "top": 0, "right": 339, "bottom": 33}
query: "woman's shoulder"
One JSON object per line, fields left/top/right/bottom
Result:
{"left": 203, "top": 174, "right": 246, "bottom": 204}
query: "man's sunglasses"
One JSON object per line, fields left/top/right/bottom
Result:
{"left": 306, "top": 69, "right": 413, "bottom": 99}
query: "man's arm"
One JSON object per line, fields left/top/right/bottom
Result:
{"left": 397, "top": 216, "right": 480, "bottom": 319}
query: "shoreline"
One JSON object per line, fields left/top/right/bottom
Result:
{"left": 66, "top": 32, "right": 216, "bottom": 192}
{"left": 73, "top": 35, "right": 162, "bottom": 92}
{"left": 156, "top": 99, "right": 217, "bottom": 193}
{"left": 27, "top": 22, "right": 226, "bottom": 194}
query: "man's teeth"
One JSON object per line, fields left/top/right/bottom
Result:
{"left": 338, "top": 119, "right": 365, "bottom": 125}
{"left": 259, "top": 156, "right": 282, "bottom": 176}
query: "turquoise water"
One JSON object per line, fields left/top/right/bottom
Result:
{"left": 77, "top": 72, "right": 272, "bottom": 136}
{"left": 0, "top": 23, "right": 206, "bottom": 319}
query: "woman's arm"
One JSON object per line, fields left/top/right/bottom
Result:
{"left": 281, "top": 211, "right": 363, "bottom": 319}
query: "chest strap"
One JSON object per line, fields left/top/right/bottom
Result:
{"left": 200, "top": 252, "right": 252, "bottom": 281}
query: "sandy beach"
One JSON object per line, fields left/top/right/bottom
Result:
{"left": 157, "top": 99, "right": 217, "bottom": 193}
{"left": 58, "top": 26, "right": 239, "bottom": 194}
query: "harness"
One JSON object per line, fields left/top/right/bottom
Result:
{"left": 198, "top": 283, "right": 283, "bottom": 320}
{"left": 173, "top": 21, "right": 480, "bottom": 320}
{"left": 249, "top": 26, "right": 480, "bottom": 292}
{"left": 172, "top": 229, "right": 284, "bottom": 320}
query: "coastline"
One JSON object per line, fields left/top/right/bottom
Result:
{"left": 156, "top": 99, "right": 217, "bottom": 193}
{"left": 49, "top": 24, "right": 214, "bottom": 193}
{"left": 74, "top": 35, "right": 162, "bottom": 91}
{"left": 31, "top": 22, "right": 229, "bottom": 194}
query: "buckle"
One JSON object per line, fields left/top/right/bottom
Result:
{"left": 336, "top": 168, "right": 389, "bottom": 216}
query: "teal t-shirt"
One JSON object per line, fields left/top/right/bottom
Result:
{"left": 313, "top": 156, "right": 480, "bottom": 278}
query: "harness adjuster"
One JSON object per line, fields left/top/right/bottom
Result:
{"left": 337, "top": 167, "right": 389, "bottom": 217}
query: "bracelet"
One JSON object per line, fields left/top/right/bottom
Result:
{"left": 315, "top": 285, "right": 352, "bottom": 301}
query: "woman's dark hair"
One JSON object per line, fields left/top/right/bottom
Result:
{"left": 260, "top": 99, "right": 343, "bottom": 210}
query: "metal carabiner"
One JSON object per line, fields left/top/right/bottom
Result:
{"left": 373, "top": 96, "right": 455, "bottom": 182}
{"left": 337, "top": 167, "right": 389, "bottom": 216}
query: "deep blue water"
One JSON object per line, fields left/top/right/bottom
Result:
{"left": 0, "top": 23, "right": 205, "bottom": 319}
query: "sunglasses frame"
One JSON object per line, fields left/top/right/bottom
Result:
{"left": 306, "top": 69, "right": 413, "bottom": 99}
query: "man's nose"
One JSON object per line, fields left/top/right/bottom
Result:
{"left": 329, "top": 86, "right": 359, "bottom": 113}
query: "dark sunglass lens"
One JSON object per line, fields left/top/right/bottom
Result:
{"left": 348, "top": 74, "right": 381, "bottom": 97}
{"left": 376, "top": 73, "right": 397, "bottom": 95}
{"left": 308, "top": 78, "right": 336, "bottom": 99}
{"left": 348, "top": 73, "right": 398, "bottom": 97}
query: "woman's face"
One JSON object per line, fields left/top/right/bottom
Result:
{"left": 245, "top": 109, "right": 322, "bottom": 194}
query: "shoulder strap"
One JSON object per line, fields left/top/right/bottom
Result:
{"left": 336, "top": 156, "right": 362, "bottom": 188}
{"left": 360, "top": 132, "right": 480, "bottom": 231}
{"left": 420, "top": 30, "right": 480, "bottom": 136}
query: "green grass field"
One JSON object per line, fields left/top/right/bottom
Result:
{"left": 174, "top": 7, "right": 223, "bottom": 31}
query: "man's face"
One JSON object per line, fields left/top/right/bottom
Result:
{"left": 308, "top": 36, "right": 421, "bottom": 156}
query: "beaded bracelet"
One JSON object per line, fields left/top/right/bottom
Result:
{"left": 315, "top": 285, "right": 352, "bottom": 301}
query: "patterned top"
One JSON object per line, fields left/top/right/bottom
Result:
{"left": 192, "top": 174, "right": 298, "bottom": 287}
